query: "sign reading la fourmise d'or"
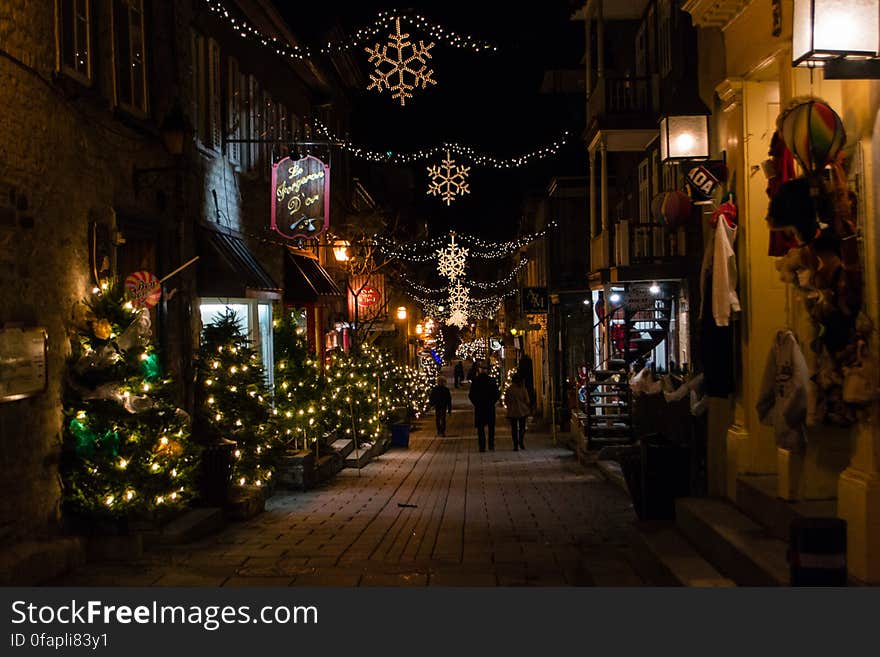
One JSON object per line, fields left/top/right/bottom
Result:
{"left": 270, "top": 155, "right": 330, "bottom": 241}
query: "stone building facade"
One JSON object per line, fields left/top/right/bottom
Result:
{"left": 0, "top": 0, "right": 354, "bottom": 581}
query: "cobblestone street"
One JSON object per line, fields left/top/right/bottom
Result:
{"left": 54, "top": 389, "right": 642, "bottom": 586}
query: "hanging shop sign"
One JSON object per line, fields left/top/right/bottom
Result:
{"left": 521, "top": 287, "right": 548, "bottom": 314}
{"left": 686, "top": 165, "right": 720, "bottom": 201}
{"left": 625, "top": 284, "right": 655, "bottom": 311}
{"left": 271, "top": 155, "right": 330, "bottom": 241}
{"left": 0, "top": 326, "right": 48, "bottom": 403}
{"left": 347, "top": 273, "right": 387, "bottom": 323}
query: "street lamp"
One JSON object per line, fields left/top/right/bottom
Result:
{"left": 333, "top": 240, "right": 351, "bottom": 262}
{"left": 396, "top": 306, "right": 408, "bottom": 321}
{"left": 415, "top": 323, "right": 423, "bottom": 335}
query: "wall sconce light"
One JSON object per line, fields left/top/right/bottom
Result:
{"left": 793, "top": 0, "right": 880, "bottom": 76}
{"left": 660, "top": 108, "right": 710, "bottom": 163}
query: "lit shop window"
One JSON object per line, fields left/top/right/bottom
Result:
{"left": 199, "top": 300, "right": 275, "bottom": 392}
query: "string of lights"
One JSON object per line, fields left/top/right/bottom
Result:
{"left": 399, "top": 258, "right": 526, "bottom": 295}
{"left": 205, "top": 1, "right": 496, "bottom": 62}
{"left": 315, "top": 120, "right": 570, "bottom": 168}
{"left": 374, "top": 223, "right": 557, "bottom": 262}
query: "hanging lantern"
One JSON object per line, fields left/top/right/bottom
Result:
{"left": 779, "top": 99, "right": 846, "bottom": 174}
{"left": 792, "top": 0, "right": 880, "bottom": 67}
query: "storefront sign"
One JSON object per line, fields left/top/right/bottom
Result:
{"left": 624, "top": 284, "right": 654, "bottom": 311}
{"left": 521, "top": 287, "right": 548, "bottom": 314}
{"left": 270, "top": 155, "right": 330, "bottom": 241}
{"left": 0, "top": 327, "right": 48, "bottom": 402}
{"left": 348, "top": 274, "right": 387, "bottom": 323}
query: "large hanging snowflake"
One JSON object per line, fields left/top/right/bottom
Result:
{"left": 427, "top": 150, "right": 470, "bottom": 205}
{"left": 436, "top": 235, "right": 468, "bottom": 279}
{"left": 365, "top": 17, "right": 436, "bottom": 107}
{"left": 446, "top": 307, "right": 469, "bottom": 329}
{"left": 448, "top": 282, "right": 470, "bottom": 307}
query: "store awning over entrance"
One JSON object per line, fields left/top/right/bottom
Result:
{"left": 285, "top": 249, "right": 342, "bottom": 303}
{"left": 197, "top": 226, "right": 281, "bottom": 300}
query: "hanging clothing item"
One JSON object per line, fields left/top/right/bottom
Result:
{"left": 766, "top": 132, "right": 800, "bottom": 257}
{"left": 700, "top": 205, "right": 741, "bottom": 328}
{"left": 756, "top": 330, "right": 809, "bottom": 450}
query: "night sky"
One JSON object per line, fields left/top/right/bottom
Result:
{"left": 274, "top": 1, "right": 586, "bottom": 243}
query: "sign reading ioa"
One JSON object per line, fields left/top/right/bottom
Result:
{"left": 270, "top": 155, "right": 330, "bottom": 241}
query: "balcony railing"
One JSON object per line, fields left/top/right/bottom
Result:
{"left": 614, "top": 220, "right": 686, "bottom": 267}
{"left": 589, "top": 76, "right": 653, "bottom": 119}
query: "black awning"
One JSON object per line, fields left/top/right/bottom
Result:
{"left": 198, "top": 227, "right": 281, "bottom": 300}
{"left": 285, "top": 250, "right": 342, "bottom": 303}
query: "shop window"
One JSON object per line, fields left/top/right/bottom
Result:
{"left": 112, "top": 0, "right": 149, "bottom": 115}
{"left": 56, "top": 0, "right": 92, "bottom": 83}
{"left": 199, "top": 299, "right": 275, "bottom": 391}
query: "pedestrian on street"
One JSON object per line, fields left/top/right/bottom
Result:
{"left": 468, "top": 361, "right": 499, "bottom": 452}
{"left": 467, "top": 360, "right": 478, "bottom": 383}
{"left": 517, "top": 354, "right": 537, "bottom": 411}
{"left": 453, "top": 360, "right": 465, "bottom": 388}
{"left": 428, "top": 376, "right": 453, "bottom": 437}
{"left": 504, "top": 373, "right": 531, "bottom": 451}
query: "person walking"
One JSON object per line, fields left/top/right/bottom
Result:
{"left": 428, "top": 376, "right": 453, "bottom": 437}
{"left": 453, "top": 360, "right": 465, "bottom": 388}
{"left": 467, "top": 360, "right": 478, "bottom": 384}
{"left": 504, "top": 373, "right": 531, "bottom": 451}
{"left": 468, "top": 361, "right": 499, "bottom": 452}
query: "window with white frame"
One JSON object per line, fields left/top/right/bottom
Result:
{"left": 199, "top": 299, "right": 275, "bottom": 392}
{"left": 190, "top": 31, "right": 221, "bottom": 150}
{"left": 112, "top": 0, "right": 148, "bottom": 114}
{"left": 56, "top": 0, "right": 92, "bottom": 82}
{"left": 226, "top": 56, "right": 242, "bottom": 165}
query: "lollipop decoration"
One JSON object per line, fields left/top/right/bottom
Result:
{"left": 124, "top": 257, "right": 200, "bottom": 308}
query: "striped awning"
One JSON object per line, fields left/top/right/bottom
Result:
{"left": 284, "top": 249, "right": 342, "bottom": 303}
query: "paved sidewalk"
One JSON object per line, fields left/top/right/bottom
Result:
{"left": 53, "top": 389, "right": 643, "bottom": 586}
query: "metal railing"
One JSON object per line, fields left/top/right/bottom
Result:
{"left": 590, "top": 76, "right": 653, "bottom": 117}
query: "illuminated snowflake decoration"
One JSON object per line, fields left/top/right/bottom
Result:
{"left": 448, "top": 282, "right": 470, "bottom": 307}
{"left": 365, "top": 17, "right": 436, "bottom": 106}
{"left": 446, "top": 307, "right": 469, "bottom": 329}
{"left": 427, "top": 150, "right": 471, "bottom": 205}
{"left": 436, "top": 236, "right": 468, "bottom": 280}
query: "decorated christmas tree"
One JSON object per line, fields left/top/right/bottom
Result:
{"left": 196, "top": 309, "right": 280, "bottom": 489}
{"left": 273, "top": 308, "right": 328, "bottom": 452}
{"left": 61, "top": 280, "right": 199, "bottom": 523}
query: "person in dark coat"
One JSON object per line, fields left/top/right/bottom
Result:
{"left": 428, "top": 376, "right": 453, "bottom": 437}
{"left": 467, "top": 361, "right": 478, "bottom": 383}
{"left": 453, "top": 360, "right": 465, "bottom": 388}
{"left": 517, "top": 354, "right": 537, "bottom": 410}
{"left": 468, "top": 361, "right": 500, "bottom": 452}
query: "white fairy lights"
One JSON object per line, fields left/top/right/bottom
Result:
{"left": 427, "top": 150, "right": 471, "bottom": 204}
{"left": 205, "top": 3, "right": 496, "bottom": 62}
{"left": 315, "top": 120, "right": 570, "bottom": 168}
{"left": 376, "top": 223, "right": 557, "bottom": 262}
{"left": 436, "top": 234, "right": 469, "bottom": 279}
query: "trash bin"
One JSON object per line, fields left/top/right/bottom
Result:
{"left": 617, "top": 435, "right": 690, "bottom": 521}
{"left": 789, "top": 517, "right": 847, "bottom": 586}
{"left": 391, "top": 423, "right": 411, "bottom": 448}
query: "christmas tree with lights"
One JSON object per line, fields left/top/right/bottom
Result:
{"left": 273, "top": 308, "right": 329, "bottom": 452}
{"left": 61, "top": 281, "right": 199, "bottom": 524}
{"left": 196, "top": 309, "right": 280, "bottom": 489}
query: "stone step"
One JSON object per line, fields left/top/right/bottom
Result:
{"left": 0, "top": 538, "right": 86, "bottom": 586}
{"left": 316, "top": 453, "right": 343, "bottom": 482}
{"left": 330, "top": 438, "right": 354, "bottom": 460}
{"left": 675, "top": 497, "right": 789, "bottom": 586}
{"left": 344, "top": 443, "right": 373, "bottom": 469}
{"left": 277, "top": 450, "right": 316, "bottom": 491}
{"left": 630, "top": 522, "right": 736, "bottom": 587}
{"left": 143, "top": 507, "right": 225, "bottom": 546}
{"left": 736, "top": 475, "right": 837, "bottom": 541}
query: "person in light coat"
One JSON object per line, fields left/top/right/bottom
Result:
{"left": 504, "top": 373, "right": 532, "bottom": 451}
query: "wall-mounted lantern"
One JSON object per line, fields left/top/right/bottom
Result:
{"left": 793, "top": 0, "right": 879, "bottom": 70}
{"left": 660, "top": 109, "right": 710, "bottom": 163}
